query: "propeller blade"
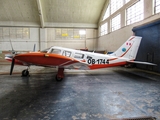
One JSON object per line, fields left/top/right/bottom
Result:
{"left": 10, "top": 58, "right": 15, "bottom": 75}
{"left": 9, "top": 39, "right": 16, "bottom": 54}
{"left": 33, "top": 44, "right": 36, "bottom": 52}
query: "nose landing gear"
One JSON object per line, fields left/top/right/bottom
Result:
{"left": 22, "top": 69, "right": 29, "bottom": 76}
{"left": 22, "top": 66, "right": 30, "bottom": 77}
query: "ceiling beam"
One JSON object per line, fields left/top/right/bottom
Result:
{"left": 36, "top": 0, "right": 45, "bottom": 28}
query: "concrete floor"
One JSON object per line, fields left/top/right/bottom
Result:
{"left": 0, "top": 65, "right": 160, "bottom": 120}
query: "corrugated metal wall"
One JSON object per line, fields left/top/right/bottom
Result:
{"left": 132, "top": 19, "right": 160, "bottom": 72}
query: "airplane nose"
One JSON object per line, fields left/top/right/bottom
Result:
{"left": 5, "top": 54, "right": 13, "bottom": 59}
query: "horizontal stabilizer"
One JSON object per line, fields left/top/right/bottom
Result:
{"left": 127, "top": 61, "right": 157, "bottom": 66}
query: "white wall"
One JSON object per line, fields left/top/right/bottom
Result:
{"left": 45, "top": 28, "right": 97, "bottom": 50}
{"left": 0, "top": 28, "right": 98, "bottom": 52}
{"left": 97, "top": 0, "right": 159, "bottom": 52}
{"left": 0, "top": 28, "right": 40, "bottom": 51}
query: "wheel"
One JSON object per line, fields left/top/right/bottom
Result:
{"left": 22, "top": 70, "right": 29, "bottom": 77}
{"left": 55, "top": 74, "right": 63, "bottom": 81}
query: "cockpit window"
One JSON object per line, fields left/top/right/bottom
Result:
{"left": 74, "top": 53, "right": 84, "bottom": 59}
{"left": 62, "top": 51, "right": 71, "bottom": 57}
{"left": 41, "top": 48, "right": 50, "bottom": 53}
{"left": 50, "top": 49, "right": 61, "bottom": 54}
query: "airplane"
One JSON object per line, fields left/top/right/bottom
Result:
{"left": 5, "top": 36, "right": 156, "bottom": 81}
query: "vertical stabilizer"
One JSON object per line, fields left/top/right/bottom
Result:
{"left": 110, "top": 36, "right": 142, "bottom": 60}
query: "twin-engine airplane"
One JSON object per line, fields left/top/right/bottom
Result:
{"left": 5, "top": 36, "right": 156, "bottom": 81}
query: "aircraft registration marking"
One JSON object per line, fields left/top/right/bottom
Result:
{"left": 87, "top": 59, "right": 109, "bottom": 64}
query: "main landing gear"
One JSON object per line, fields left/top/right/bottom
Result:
{"left": 55, "top": 68, "right": 64, "bottom": 81}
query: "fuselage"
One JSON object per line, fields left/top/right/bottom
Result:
{"left": 5, "top": 46, "right": 129, "bottom": 70}
{"left": 42, "top": 46, "right": 129, "bottom": 69}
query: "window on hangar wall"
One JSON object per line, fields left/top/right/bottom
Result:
{"left": 55, "top": 29, "right": 86, "bottom": 40}
{"left": 100, "top": 0, "right": 131, "bottom": 36}
{"left": 0, "top": 27, "right": 30, "bottom": 40}
{"left": 103, "top": 0, "right": 130, "bottom": 20}
{"left": 126, "top": 0, "right": 144, "bottom": 25}
{"left": 154, "top": 0, "right": 160, "bottom": 14}
{"left": 111, "top": 0, "right": 123, "bottom": 14}
{"left": 125, "top": 0, "right": 130, "bottom": 4}
{"left": 111, "top": 14, "right": 121, "bottom": 32}
{"left": 103, "top": 4, "right": 110, "bottom": 20}
{"left": 100, "top": 23, "right": 108, "bottom": 36}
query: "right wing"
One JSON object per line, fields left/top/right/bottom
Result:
{"left": 127, "top": 61, "right": 157, "bottom": 66}
{"left": 62, "top": 60, "right": 90, "bottom": 70}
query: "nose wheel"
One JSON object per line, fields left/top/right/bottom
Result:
{"left": 22, "top": 66, "right": 30, "bottom": 77}
{"left": 22, "top": 69, "right": 29, "bottom": 77}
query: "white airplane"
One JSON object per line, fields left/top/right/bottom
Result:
{"left": 5, "top": 36, "right": 156, "bottom": 81}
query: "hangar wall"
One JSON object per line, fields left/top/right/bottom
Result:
{"left": 40, "top": 28, "right": 97, "bottom": 50}
{"left": 0, "top": 28, "right": 97, "bottom": 52}
{"left": 97, "top": 0, "right": 160, "bottom": 53}
{"left": 0, "top": 28, "right": 39, "bottom": 51}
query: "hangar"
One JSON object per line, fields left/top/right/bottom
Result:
{"left": 0, "top": 0, "right": 159, "bottom": 119}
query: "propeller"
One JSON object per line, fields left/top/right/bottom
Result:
{"left": 10, "top": 58, "right": 15, "bottom": 75}
{"left": 33, "top": 44, "right": 36, "bottom": 52}
{"left": 9, "top": 39, "right": 17, "bottom": 54}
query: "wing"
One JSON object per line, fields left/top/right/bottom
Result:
{"left": 127, "top": 61, "right": 157, "bottom": 66}
{"left": 62, "top": 60, "right": 90, "bottom": 70}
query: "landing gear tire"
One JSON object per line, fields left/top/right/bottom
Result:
{"left": 22, "top": 70, "right": 29, "bottom": 77}
{"left": 55, "top": 74, "right": 63, "bottom": 81}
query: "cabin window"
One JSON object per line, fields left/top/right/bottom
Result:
{"left": 50, "top": 49, "right": 61, "bottom": 54}
{"left": 62, "top": 51, "right": 71, "bottom": 57}
{"left": 74, "top": 53, "right": 84, "bottom": 59}
{"left": 87, "top": 56, "right": 92, "bottom": 59}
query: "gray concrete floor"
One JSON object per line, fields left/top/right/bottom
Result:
{"left": 0, "top": 65, "right": 160, "bottom": 120}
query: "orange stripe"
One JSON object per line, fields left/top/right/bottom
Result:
{"left": 129, "top": 36, "right": 135, "bottom": 41}
{"left": 120, "top": 44, "right": 132, "bottom": 57}
{"left": 108, "top": 58, "right": 118, "bottom": 61}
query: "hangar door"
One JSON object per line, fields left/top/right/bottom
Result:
{"left": 132, "top": 19, "right": 160, "bottom": 72}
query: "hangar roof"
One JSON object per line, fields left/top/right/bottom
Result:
{"left": 0, "top": 0, "right": 108, "bottom": 28}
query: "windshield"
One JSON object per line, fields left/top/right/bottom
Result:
{"left": 41, "top": 47, "right": 51, "bottom": 53}
{"left": 50, "top": 49, "right": 61, "bottom": 54}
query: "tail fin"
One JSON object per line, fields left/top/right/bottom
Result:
{"left": 110, "top": 36, "right": 142, "bottom": 60}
